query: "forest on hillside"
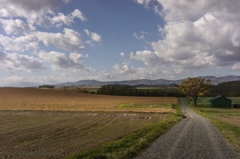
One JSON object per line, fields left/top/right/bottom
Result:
{"left": 209, "top": 81, "right": 240, "bottom": 97}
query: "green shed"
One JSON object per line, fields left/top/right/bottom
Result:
{"left": 209, "top": 96, "right": 232, "bottom": 108}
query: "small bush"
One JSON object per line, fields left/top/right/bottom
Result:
{"left": 233, "top": 104, "right": 240, "bottom": 108}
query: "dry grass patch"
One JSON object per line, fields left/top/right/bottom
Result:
{"left": 0, "top": 88, "right": 177, "bottom": 113}
{"left": 216, "top": 116, "right": 240, "bottom": 129}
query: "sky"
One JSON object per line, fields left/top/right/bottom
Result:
{"left": 0, "top": 0, "right": 240, "bottom": 86}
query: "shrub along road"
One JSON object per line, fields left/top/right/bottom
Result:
{"left": 136, "top": 98, "right": 240, "bottom": 159}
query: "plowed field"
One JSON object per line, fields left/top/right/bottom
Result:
{"left": 0, "top": 111, "right": 168, "bottom": 158}
{"left": 0, "top": 88, "right": 177, "bottom": 113}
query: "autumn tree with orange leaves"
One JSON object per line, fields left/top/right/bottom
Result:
{"left": 179, "top": 77, "right": 212, "bottom": 106}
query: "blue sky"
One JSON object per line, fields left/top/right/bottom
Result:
{"left": 0, "top": 0, "right": 240, "bottom": 86}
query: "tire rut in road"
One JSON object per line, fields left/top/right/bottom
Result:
{"left": 136, "top": 98, "right": 240, "bottom": 159}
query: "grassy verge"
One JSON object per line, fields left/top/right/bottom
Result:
{"left": 66, "top": 101, "right": 183, "bottom": 159}
{"left": 116, "top": 103, "right": 172, "bottom": 108}
{"left": 186, "top": 97, "right": 240, "bottom": 153}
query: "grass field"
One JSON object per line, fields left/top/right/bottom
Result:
{"left": 0, "top": 111, "right": 169, "bottom": 158}
{"left": 192, "top": 97, "right": 240, "bottom": 107}
{"left": 0, "top": 88, "right": 177, "bottom": 113}
{"left": 187, "top": 97, "right": 240, "bottom": 116}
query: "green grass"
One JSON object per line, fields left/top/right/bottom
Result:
{"left": 187, "top": 97, "right": 240, "bottom": 116}
{"left": 191, "top": 97, "right": 240, "bottom": 107}
{"left": 116, "top": 103, "right": 173, "bottom": 108}
{"left": 66, "top": 101, "right": 183, "bottom": 159}
{"left": 186, "top": 97, "right": 240, "bottom": 153}
{"left": 136, "top": 87, "right": 165, "bottom": 90}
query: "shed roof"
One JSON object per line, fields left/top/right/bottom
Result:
{"left": 210, "top": 96, "right": 231, "bottom": 102}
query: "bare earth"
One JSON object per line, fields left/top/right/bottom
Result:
{"left": 136, "top": 98, "right": 240, "bottom": 159}
{"left": 0, "top": 88, "right": 176, "bottom": 113}
{"left": 0, "top": 111, "right": 168, "bottom": 158}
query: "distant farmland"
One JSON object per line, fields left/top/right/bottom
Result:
{"left": 0, "top": 88, "right": 177, "bottom": 113}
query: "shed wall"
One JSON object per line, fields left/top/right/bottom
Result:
{"left": 211, "top": 98, "right": 231, "bottom": 108}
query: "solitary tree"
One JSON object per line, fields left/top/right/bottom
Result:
{"left": 178, "top": 77, "right": 212, "bottom": 106}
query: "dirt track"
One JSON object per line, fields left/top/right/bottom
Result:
{"left": 136, "top": 98, "right": 240, "bottom": 159}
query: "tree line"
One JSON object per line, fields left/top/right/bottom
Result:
{"left": 209, "top": 81, "right": 240, "bottom": 97}
{"left": 97, "top": 84, "right": 184, "bottom": 97}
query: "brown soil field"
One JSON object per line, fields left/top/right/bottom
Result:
{"left": 0, "top": 88, "right": 177, "bottom": 113}
{"left": 0, "top": 111, "right": 168, "bottom": 158}
{"left": 216, "top": 116, "right": 240, "bottom": 129}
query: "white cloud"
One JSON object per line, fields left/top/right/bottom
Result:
{"left": 130, "top": 50, "right": 164, "bottom": 67}
{"left": 0, "top": 75, "right": 60, "bottom": 87}
{"left": 84, "top": 29, "right": 90, "bottom": 36}
{"left": 84, "top": 29, "right": 102, "bottom": 42}
{"left": 51, "top": 13, "right": 74, "bottom": 26}
{"left": 51, "top": 9, "right": 87, "bottom": 26}
{"left": 0, "top": 50, "right": 45, "bottom": 72}
{"left": 91, "top": 32, "right": 102, "bottom": 42}
{"left": 0, "top": 0, "right": 87, "bottom": 28}
{"left": 232, "top": 63, "right": 240, "bottom": 70}
{"left": 38, "top": 50, "right": 91, "bottom": 73}
{"left": 0, "top": 34, "right": 38, "bottom": 52}
{"left": 113, "top": 64, "right": 136, "bottom": 76}
{"left": 133, "top": 0, "right": 151, "bottom": 8}
{"left": 133, "top": 32, "right": 144, "bottom": 40}
{"left": 134, "top": 0, "right": 240, "bottom": 75}
{"left": 120, "top": 52, "right": 125, "bottom": 57}
{"left": 0, "top": 19, "right": 35, "bottom": 34}
{"left": 0, "top": 28, "right": 84, "bottom": 52}
{"left": 95, "top": 71, "right": 115, "bottom": 80}
{"left": 35, "top": 28, "right": 84, "bottom": 52}
{"left": 71, "top": 9, "right": 88, "bottom": 22}
{"left": 0, "top": 0, "right": 58, "bottom": 26}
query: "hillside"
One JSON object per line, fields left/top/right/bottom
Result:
{"left": 56, "top": 75, "right": 240, "bottom": 87}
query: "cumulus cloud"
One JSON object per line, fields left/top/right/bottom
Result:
{"left": 84, "top": 29, "right": 102, "bottom": 42}
{"left": 0, "top": 28, "right": 84, "bottom": 52}
{"left": 156, "top": 0, "right": 240, "bottom": 22}
{"left": 0, "top": 0, "right": 58, "bottom": 26}
{"left": 0, "top": 34, "right": 38, "bottom": 52}
{"left": 35, "top": 28, "right": 84, "bottom": 52}
{"left": 38, "top": 50, "right": 91, "bottom": 73}
{"left": 71, "top": 9, "right": 88, "bottom": 22}
{"left": 95, "top": 71, "right": 115, "bottom": 80}
{"left": 133, "top": 0, "right": 240, "bottom": 75}
{"left": 120, "top": 52, "right": 125, "bottom": 57}
{"left": 133, "top": 0, "right": 151, "bottom": 8}
{"left": 51, "top": 9, "right": 87, "bottom": 26}
{"left": 0, "top": 19, "right": 35, "bottom": 34}
{"left": 130, "top": 50, "right": 165, "bottom": 67}
{"left": 0, "top": 50, "right": 45, "bottom": 72}
{"left": 0, "top": 0, "right": 87, "bottom": 28}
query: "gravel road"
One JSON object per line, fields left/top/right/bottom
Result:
{"left": 136, "top": 98, "right": 240, "bottom": 159}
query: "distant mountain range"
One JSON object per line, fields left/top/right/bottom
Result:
{"left": 56, "top": 75, "right": 240, "bottom": 87}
